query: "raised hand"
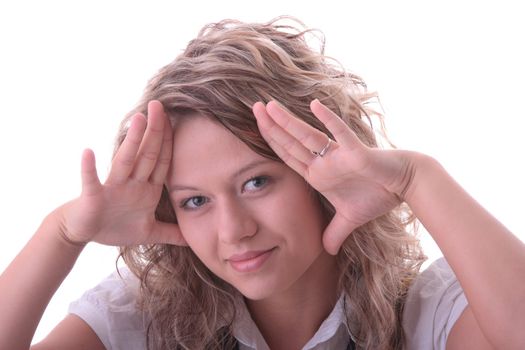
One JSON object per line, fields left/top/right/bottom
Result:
{"left": 58, "top": 100, "right": 184, "bottom": 246}
{"left": 253, "top": 99, "right": 416, "bottom": 254}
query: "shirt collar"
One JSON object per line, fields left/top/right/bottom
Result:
{"left": 232, "top": 295, "right": 352, "bottom": 350}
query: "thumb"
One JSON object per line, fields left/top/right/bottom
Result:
{"left": 322, "top": 212, "right": 357, "bottom": 255}
{"left": 147, "top": 221, "right": 188, "bottom": 246}
{"left": 80, "top": 148, "right": 102, "bottom": 196}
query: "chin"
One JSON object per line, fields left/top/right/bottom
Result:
{"left": 235, "top": 284, "right": 275, "bottom": 301}
{"left": 240, "top": 292, "right": 268, "bottom": 301}
{"left": 229, "top": 277, "right": 282, "bottom": 301}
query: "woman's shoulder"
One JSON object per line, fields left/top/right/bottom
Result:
{"left": 67, "top": 266, "right": 148, "bottom": 350}
{"left": 403, "top": 257, "right": 469, "bottom": 350}
{"left": 70, "top": 266, "right": 141, "bottom": 310}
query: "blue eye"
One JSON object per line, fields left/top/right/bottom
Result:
{"left": 181, "top": 196, "right": 208, "bottom": 210}
{"left": 243, "top": 176, "right": 269, "bottom": 192}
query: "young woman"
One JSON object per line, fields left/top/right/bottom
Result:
{"left": 1, "top": 17, "right": 524, "bottom": 350}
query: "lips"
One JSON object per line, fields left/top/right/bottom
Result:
{"left": 227, "top": 248, "right": 275, "bottom": 273}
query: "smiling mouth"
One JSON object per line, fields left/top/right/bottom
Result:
{"left": 227, "top": 248, "right": 276, "bottom": 273}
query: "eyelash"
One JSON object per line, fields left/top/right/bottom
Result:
{"left": 242, "top": 175, "right": 269, "bottom": 193}
{"left": 179, "top": 175, "right": 270, "bottom": 210}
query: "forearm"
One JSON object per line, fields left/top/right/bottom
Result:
{"left": 405, "top": 154, "right": 525, "bottom": 348}
{"left": 0, "top": 208, "right": 85, "bottom": 350}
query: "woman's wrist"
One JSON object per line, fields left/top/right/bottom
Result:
{"left": 398, "top": 151, "right": 443, "bottom": 205}
{"left": 44, "top": 204, "right": 88, "bottom": 250}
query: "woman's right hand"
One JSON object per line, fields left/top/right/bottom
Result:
{"left": 57, "top": 100, "right": 185, "bottom": 246}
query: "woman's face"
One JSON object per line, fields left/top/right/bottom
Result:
{"left": 167, "top": 115, "right": 331, "bottom": 300}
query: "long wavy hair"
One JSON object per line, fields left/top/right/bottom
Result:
{"left": 117, "top": 16, "right": 426, "bottom": 350}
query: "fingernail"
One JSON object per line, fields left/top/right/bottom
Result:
{"left": 270, "top": 100, "right": 284, "bottom": 109}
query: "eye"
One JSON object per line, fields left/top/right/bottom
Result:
{"left": 180, "top": 196, "right": 208, "bottom": 210}
{"left": 243, "top": 176, "right": 269, "bottom": 192}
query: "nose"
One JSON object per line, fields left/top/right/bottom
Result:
{"left": 216, "top": 196, "right": 257, "bottom": 244}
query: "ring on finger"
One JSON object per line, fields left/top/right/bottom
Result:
{"left": 312, "top": 137, "right": 332, "bottom": 157}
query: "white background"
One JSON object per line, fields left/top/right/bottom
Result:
{"left": 0, "top": 0, "right": 524, "bottom": 344}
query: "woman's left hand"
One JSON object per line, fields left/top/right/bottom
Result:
{"left": 253, "top": 99, "right": 417, "bottom": 254}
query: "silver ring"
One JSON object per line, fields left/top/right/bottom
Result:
{"left": 312, "top": 138, "right": 332, "bottom": 157}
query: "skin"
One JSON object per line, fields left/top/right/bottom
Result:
{"left": 254, "top": 100, "right": 525, "bottom": 349}
{"left": 167, "top": 115, "right": 339, "bottom": 348}
{"left": 0, "top": 99, "right": 523, "bottom": 349}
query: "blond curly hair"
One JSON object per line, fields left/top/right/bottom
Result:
{"left": 117, "top": 16, "right": 426, "bottom": 350}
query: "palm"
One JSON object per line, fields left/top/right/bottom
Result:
{"left": 65, "top": 181, "right": 164, "bottom": 246}
{"left": 306, "top": 148, "right": 401, "bottom": 228}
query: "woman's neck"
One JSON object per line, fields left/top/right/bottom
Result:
{"left": 246, "top": 250, "right": 339, "bottom": 350}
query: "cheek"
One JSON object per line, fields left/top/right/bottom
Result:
{"left": 279, "top": 186, "right": 325, "bottom": 230}
{"left": 175, "top": 213, "right": 203, "bottom": 243}
{"left": 263, "top": 190, "right": 326, "bottom": 256}
{"left": 177, "top": 216, "right": 219, "bottom": 263}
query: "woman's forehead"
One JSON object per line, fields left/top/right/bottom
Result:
{"left": 172, "top": 114, "right": 245, "bottom": 155}
{"left": 169, "top": 115, "right": 272, "bottom": 182}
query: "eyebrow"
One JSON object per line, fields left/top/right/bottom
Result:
{"left": 169, "top": 159, "right": 275, "bottom": 192}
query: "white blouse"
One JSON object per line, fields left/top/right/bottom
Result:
{"left": 68, "top": 258, "right": 468, "bottom": 349}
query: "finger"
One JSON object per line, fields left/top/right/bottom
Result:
{"left": 266, "top": 100, "right": 334, "bottom": 157}
{"left": 254, "top": 102, "right": 315, "bottom": 164}
{"left": 150, "top": 108, "right": 173, "bottom": 185}
{"left": 80, "top": 148, "right": 102, "bottom": 196}
{"left": 263, "top": 131, "right": 308, "bottom": 175}
{"left": 108, "top": 113, "right": 147, "bottom": 184}
{"left": 322, "top": 212, "right": 357, "bottom": 255}
{"left": 310, "top": 99, "right": 362, "bottom": 149}
{"left": 131, "top": 100, "right": 166, "bottom": 181}
{"left": 147, "top": 221, "right": 188, "bottom": 246}
{"left": 253, "top": 102, "right": 308, "bottom": 176}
